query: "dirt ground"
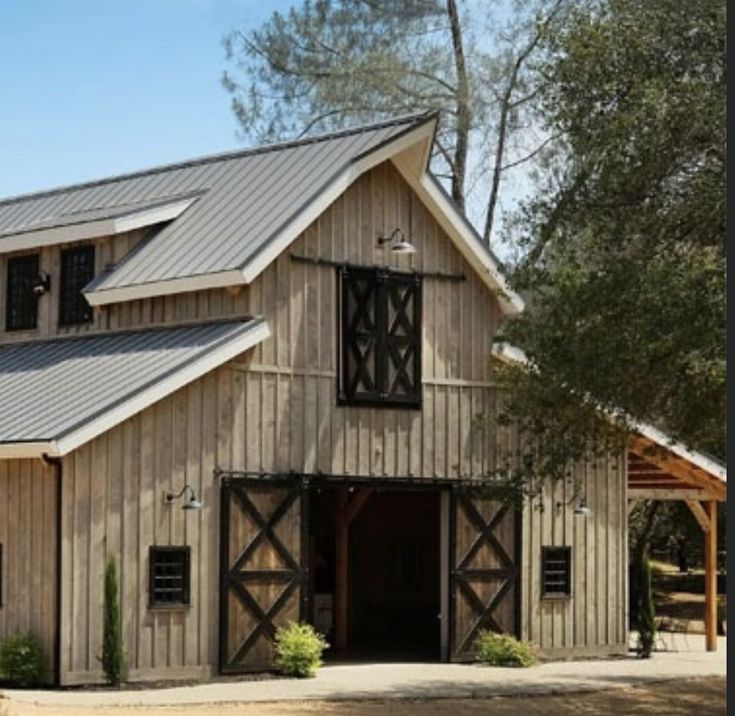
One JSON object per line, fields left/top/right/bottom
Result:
{"left": 1, "top": 677, "right": 726, "bottom": 716}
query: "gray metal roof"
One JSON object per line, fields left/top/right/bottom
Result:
{"left": 0, "top": 192, "right": 203, "bottom": 237}
{"left": 0, "top": 114, "right": 432, "bottom": 296}
{"left": 0, "top": 319, "right": 263, "bottom": 444}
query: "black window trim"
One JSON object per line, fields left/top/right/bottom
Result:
{"left": 338, "top": 264, "right": 422, "bottom": 409}
{"left": 149, "top": 545, "right": 191, "bottom": 609}
{"left": 5, "top": 253, "right": 40, "bottom": 332}
{"left": 541, "top": 545, "right": 572, "bottom": 598}
{"left": 58, "top": 244, "right": 95, "bottom": 327}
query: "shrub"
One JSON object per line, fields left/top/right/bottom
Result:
{"left": 636, "top": 553, "right": 656, "bottom": 658}
{"left": 273, "top": 622, "right": 328, "bottom": 677}
{"left": 475, "top": 630, "right": 537, "bottom": 667}
{"left": 0, "top": 632, "right": 45, "bottom": 687}
{"left": 102, "top": 554, "right": 125, "bottom": 685}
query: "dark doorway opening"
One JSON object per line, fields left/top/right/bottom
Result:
{"left": 308, "top": 487, "right": 441, "bottom": 660}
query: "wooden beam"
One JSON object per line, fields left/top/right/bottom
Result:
{"left": 334, "top": 488, "right": 373, "bottom": 652}
{"left": 629, "top": 435, "right": 726, "bottom": 501}
{"left": 685, "top": 500, "right": 711, "bottom": 533}
{"left": 704, "top": 500, "right": 718, "bottom": 652}
{"left": 628, "top": 488, "right": 706, "bottom": 501}
{"left": 334, "top": 491, "right": 349, "bottom": 652}
{"left": 345, "top": 488, "right": 373, "bottom": 526}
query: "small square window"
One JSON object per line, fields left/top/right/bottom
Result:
{"left": 5, "top": 254, "right": 39, "bottom": 331}
{"left": 149, "top": 546, "right": 190, "bottom": 608}
{"left": 542, "top": 546, "right": 572, "bottom": 598}
{"left": 59, "top": 245, "right": 95, "bottom": 326}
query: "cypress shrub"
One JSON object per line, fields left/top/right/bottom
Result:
{"left": 636, "top": 553, "right": 656, "bottom": 658}
{"left": 102, "top": 555, "right": 125, "bottom": 685}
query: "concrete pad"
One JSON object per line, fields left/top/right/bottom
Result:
{"left": 1, "top": 636, "right": 726, "bottom": 709}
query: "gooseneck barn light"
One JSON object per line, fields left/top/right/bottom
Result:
{"left": 376, "top": 227, "right": 417, "bottom": 254}
{"left": 164, "top": 484, "right": 203, "bottom": 510}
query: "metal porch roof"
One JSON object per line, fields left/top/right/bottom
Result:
{"left": 0, "top": 318, "right": 269, "bottom": 457}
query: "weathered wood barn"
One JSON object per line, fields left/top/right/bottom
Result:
{"left": 0, "top": 114, "right": 726, "bottom": 684}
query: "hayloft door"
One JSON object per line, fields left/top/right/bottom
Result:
{"left": 449, "top": 486, "right": 519, "bottom": 660}
{"left": 219, "top": 476, "right": 309, "bottom": 673}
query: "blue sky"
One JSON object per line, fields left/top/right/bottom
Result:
{"left": 0, "top": 0, "right": 292, "bottom": 199}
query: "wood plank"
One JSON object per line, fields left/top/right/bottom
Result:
{"left": 704, "top": 500, "right": 718, "bottom": 652}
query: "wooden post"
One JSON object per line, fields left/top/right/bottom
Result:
{"left": 334, "top": 488, "right": 373, "bottom": 652}
{"left": 704, "top": 499, "right": 718, "bottom": 652}
{"left": 334, "top": 492, "right": 349, "bottom": 651}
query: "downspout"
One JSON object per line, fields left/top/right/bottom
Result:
{"left": 41, "top": 453, "right": 62, "bottom": 687}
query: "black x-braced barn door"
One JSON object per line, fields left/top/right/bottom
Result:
{"left": 449, "top": 487, "right": 519, "bottom": 660}
{"left": 219, "top": 477, "right": 308, "bottom": 673}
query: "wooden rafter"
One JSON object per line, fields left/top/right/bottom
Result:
{"left": 628, "top": 434, "right": 726, "bottom": 502}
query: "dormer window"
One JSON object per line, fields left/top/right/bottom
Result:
{"left": 59, "top": 245, "right": 95, "bottom": 326}
{"left": 5, "top": 254, "right": 39, "bottom": 331}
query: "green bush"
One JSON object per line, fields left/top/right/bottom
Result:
{"left": 475, "top": 630, "right": 537, "bottom": 668}
{"left": 273, "top": 622, "right": 328, "bottom": 677}
{"left": 0, "top": 632, "right": 45, "bottom": 687}
{"left": 102, "top": 555, "right": 125, "bottom": 685}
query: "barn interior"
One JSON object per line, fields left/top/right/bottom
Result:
{"left": 308, "top": 486, "right": 441, "bottom": 660}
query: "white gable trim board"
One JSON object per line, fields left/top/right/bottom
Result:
{"left": 0, "top": 319, "right": 271, "bottom": 459}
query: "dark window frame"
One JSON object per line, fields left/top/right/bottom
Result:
{"left": 338, "top": 265, "right": 422, "bottom": 408}
{"left": 0, "top": 543, "right": 3, "bottom": 607}
{"left": 59, "top": 245, "right": 95, "bottom": 326}
{"left": 149, "top": 545, "right": 191, "bottom": 609}
{"left": 541, "top": 546, "right": 572, "bottom": 598}
{"left": 5, "top": 254, "right": 39, "bottom": 331}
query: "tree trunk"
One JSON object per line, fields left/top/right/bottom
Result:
{"left": 446, "top": 0, "right": 469, "bottom": 210}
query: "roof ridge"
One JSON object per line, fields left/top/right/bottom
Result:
{"left": 0, "top": 112, "right": 435, "bottom": 208}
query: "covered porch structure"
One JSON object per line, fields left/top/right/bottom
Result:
{"left": 627, "top": 424, "right": 726, "bottom": 651}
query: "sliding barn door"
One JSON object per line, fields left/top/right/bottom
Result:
{"left": 449, "top": 487, "right": 519, "bottom": 660}
{"left": 219, "top": 477, "right": 308, "bottom": 673}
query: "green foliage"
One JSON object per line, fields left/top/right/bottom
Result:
{"left": 0, "top": 632, "right": 45, "bottom": 687}
{"left": 636, "top": 554, "right": 656, "bottom": 658}
{"left": 102, "top": 555, "right": 125, "bottom": 686}
{"left": 273, "top": 622, "right": 328, "bottom": 678}
{"left": 475, "top": 630, "right": 537, "bottom": 667}
{"left": 495, "top": 0, "right": 725, "bottom": 483}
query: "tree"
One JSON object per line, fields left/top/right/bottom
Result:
{"left": 222, "top": 0, "right": 567, "bottom": 239}
{"left": 494, "top": 0, "right": 725, "bottom": 483}
{"left": 102, "top": 555, "right": 124, "bottom": 686}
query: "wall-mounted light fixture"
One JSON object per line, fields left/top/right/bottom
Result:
{"left": 32, "top": 270, "right": 51, "bottom": 296}
{"left": 555, "top": 494, "right": 592, "bottom": 518}
{"left": 376, "top": 227, "right": 417, "bottom": 255}
{"left": 573, "top": 497, "right": 591, "bottom": 517}
{"left": 164, "top": 485, "right": 203, "bottom": 510}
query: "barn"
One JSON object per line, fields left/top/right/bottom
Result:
{"left": 0, "top": 113, "right": 725, "bottom": 684}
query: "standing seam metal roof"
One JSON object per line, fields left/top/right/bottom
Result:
{"left": 0, "top": 114, "right": 433, "bottom": 295}
{"left": 0, "top": 319, "right": 264, "bottom": 443}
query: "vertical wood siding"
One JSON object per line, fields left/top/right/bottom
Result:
{"left": 12, "top": 159, "right": 628, "bottom": 681}
{"left": 519, "top": 450, "right": 628, "bottom": 656}
{"left": 0, "top": 459, "right": 58, "bottom": 681}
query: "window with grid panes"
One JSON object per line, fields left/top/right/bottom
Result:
{"left": 59, "top": 245, "right": 95, "bottom": 326}
{"left": 149, "top": 546, "right": 191, "bottom": 607}
{"left": 541, "top": 546, "right": 572, "bottom": 597}
{"left": 5, "top": 254, "right": 39, "bottom": 331}
{"left": 339, "top": 266, "right": 421, "bottom": 407}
